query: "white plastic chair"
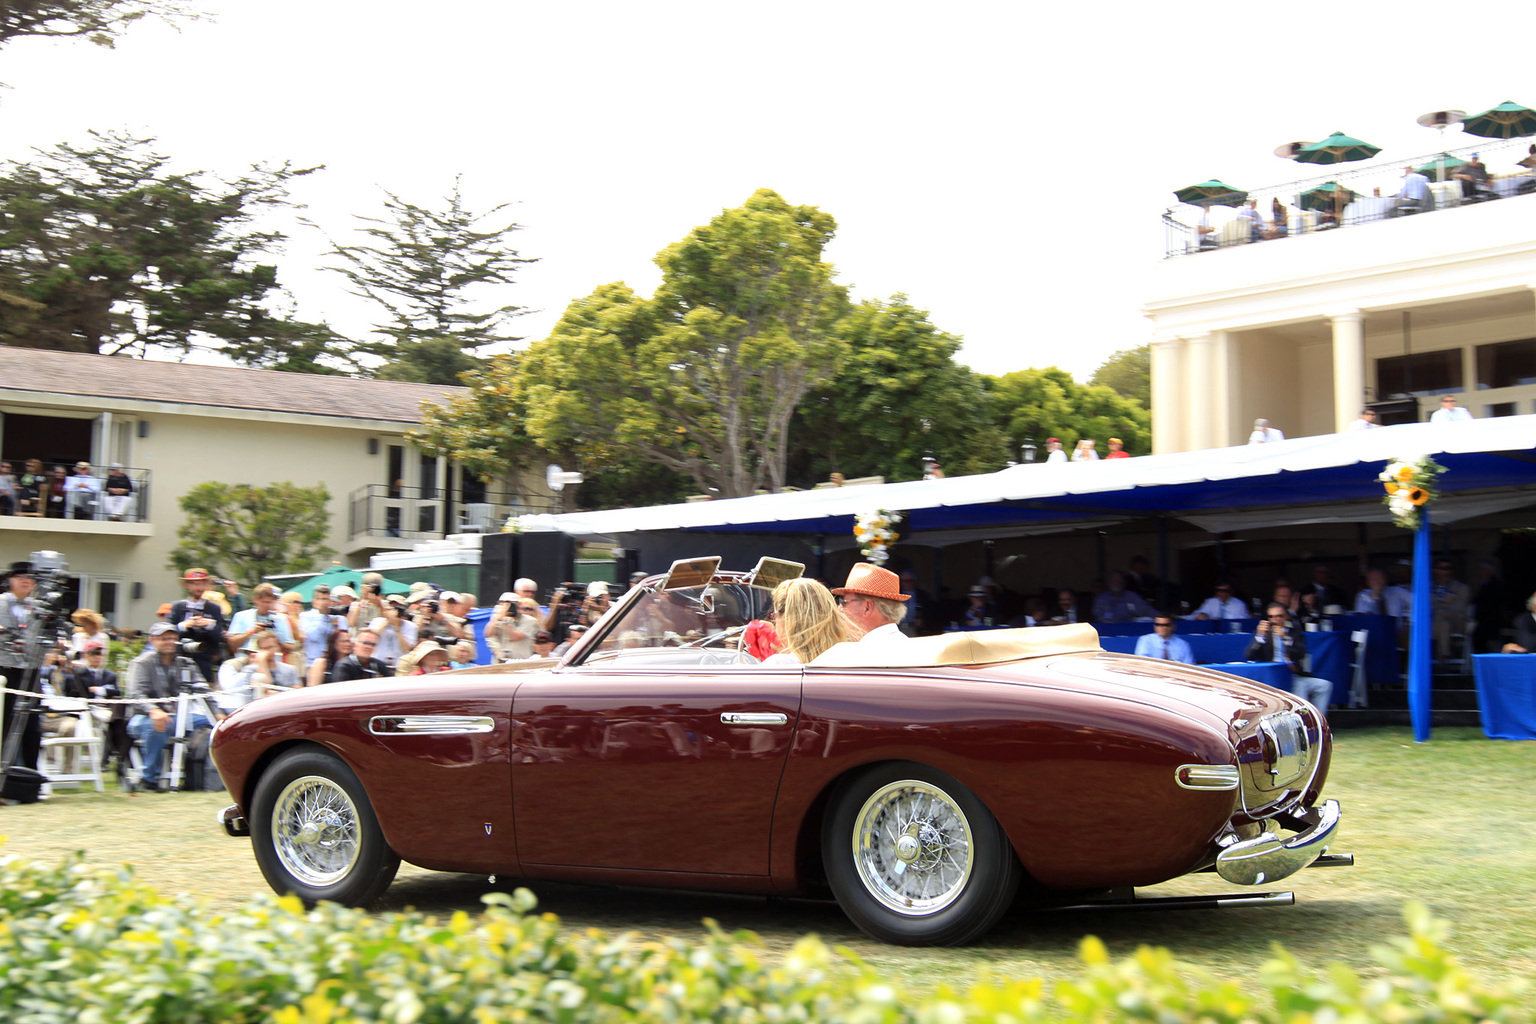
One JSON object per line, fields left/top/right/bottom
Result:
{"left": 1348, "top": 629, "right": 1369, "bottom": 709}
{"left": 40, "top": 697, "right": 106, "bottom": 793}
{"left": 460, "top": 502, "right": 496, "bottom": 533}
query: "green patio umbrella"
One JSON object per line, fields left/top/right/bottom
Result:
{"left": 1173, "top": 179, "right": 1248, "bottom": 207}
{"left": 1415, "top": 154, "right": 1468, "bottom": 182}
{"left": 1294, "top": 131, "right": 1382, "bottom": 165}
{"left": 1462, "top": 101, "right": 1536, "bottom": 140}
{"left": 1299, "top": 182, "right": 1357, "bottom": 214}
{"left": 280, "top": 566, "right": 414, "bottom": 601}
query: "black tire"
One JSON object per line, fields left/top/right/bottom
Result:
{"left": 822, "top": 761, "right": 1020, "bottom": 946}
{"left": 249, "top": 747, "right": 400, "bottom": 907}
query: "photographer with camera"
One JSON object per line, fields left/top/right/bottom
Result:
{"left": 411, "top": 593, "right": 467, "bottom": 643}
{"left": 348, "top": 574, "right": 387, "bottom": 630}
{"left": 127, "top": 623, "right": 218, "bottom": 791}
{"left": 1246, "top": 603, "right": 1333, "bottom": 715}
{"left": 170, "top": 568, "right": 227, "bottom": 682}
{"left": 1, "top": 561, "right": 43, "bottom": 777}
{"left": 367, "top": 597, "right": 417, "bottom": 670}
{"left": 225, "top": 583, "right": 295, "bottom": 656}
{"left": 542, "top": 581, "right": 611, "bottom": 637}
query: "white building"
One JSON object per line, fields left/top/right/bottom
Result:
{"left": 0, "top": 348, "right": 552, "bottom": 627}
{"left": 1146, "top": 166, "right": 1536, "bottom": 453}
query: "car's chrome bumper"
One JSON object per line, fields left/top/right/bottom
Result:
{"left": 217, "top": 803, "right": 250, "bottom": 837}
{"left": 1215, "top": 799, "right": 1340, "bottom": 885}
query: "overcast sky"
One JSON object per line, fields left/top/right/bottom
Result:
{"left": 4, "top": 2, "right": 1532, "bottom": 380}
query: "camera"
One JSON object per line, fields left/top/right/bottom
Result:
{"left": 179, "top": 639, "right": 205, "bottom": 655}
{"left": 255, "top": 616, "right": 275, "bottom": 630}
{"left": 363, "top": 583, "right": 379, "bottom": 595}
{"left": 422, "top": 600, "right": 440, "bottom": 615}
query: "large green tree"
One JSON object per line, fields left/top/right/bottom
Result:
{"left": 167, "top": 481, "right": 333, "bottom": 584}
{"left": 0, "top": 131, "right": 321, "bottom": 358}
{"left": 791, "top": 295, "right": 1010, "bottom": 482}
{"left": 515, "top": 189, "right": 849, "bottom": 498}
{"left": 326, "top": 178, "right": 535, "bottom": 385}
{"left": 0, "top": 1, "right": 195, "bottom": 49}
{"left": 990, "top": 366, "right": 1152, "bottom": 458}
{"left": 1089, "top": 344, "right": 1151, "bottom": 408}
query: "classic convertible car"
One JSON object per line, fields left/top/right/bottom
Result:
{"left": 211, "top": 557, "right": 1343, "bottom": 946}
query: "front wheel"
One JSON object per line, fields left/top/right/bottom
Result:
{"left": 250, "top": 747, "right": 400, "bottom": 907}
{"left": 822, "top": 762, "right": 1020, "bottom": 946}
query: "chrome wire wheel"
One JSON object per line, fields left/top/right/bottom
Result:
{"left": 851, "top": 779, "right": 975, "bottom": 916}
{"left": 271, "top": 774, "right": 362, "bottom": 887}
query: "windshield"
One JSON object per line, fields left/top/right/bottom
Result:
{"left": 573, "top": 581, "right": 775, "bottom": 667}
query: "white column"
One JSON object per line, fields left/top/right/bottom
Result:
{"left": 1330, "top": 311, "right": 1365, "bottom": 432}
{"left": 1149, "top": 336, "right": 1185, "bottom": 454}
{"left": 1184, "top": 333, "right": 1216, "bottom": 450}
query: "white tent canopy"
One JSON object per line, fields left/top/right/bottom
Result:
{"left": 515, "top": 416, "right": 1536, "bottom": 542}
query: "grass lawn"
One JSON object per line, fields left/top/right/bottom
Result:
{"left": 2, "top": 725, "right": 1533, "bottom": 991}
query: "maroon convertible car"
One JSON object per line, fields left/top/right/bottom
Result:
{"left": 212, "top": 557, "right": 1344, "bottom": 946}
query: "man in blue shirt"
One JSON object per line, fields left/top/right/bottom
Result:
{"left": 298, "top": 585, "right": 336, "bottom": 664}
{"left": 1093, "top": 571, "right": 1157, "bottom": 623}
{"left": 1135, "top": 616, "right": 1195, "bottom": 664}
{"left": 226, "top": 583, "right": 296, "bottom": 655}
{"left": 1388, "top": 165, "right": 1431, "bottom": 217}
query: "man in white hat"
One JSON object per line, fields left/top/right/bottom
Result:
{"left": 832, "top": 563, "right": 911, "bottom": 642}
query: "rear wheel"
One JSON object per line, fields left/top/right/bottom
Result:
{"left": 250, "top": 747, "right": 399, "bottom": 907}
{"left": 822, "top": 762, "right": 1020, "bottom": 945}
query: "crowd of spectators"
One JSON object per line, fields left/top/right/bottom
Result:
{"left": 0, "top": 561, "right": 622, "bottom": 794}
{"left": 0, "top": 460, "right": 136, "bottom": 520}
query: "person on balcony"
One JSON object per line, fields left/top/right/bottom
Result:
{"left": 1430, "top": 395, "right": 1474, "bottom": 423}
{"left": 63, "top": 461, "right": 101, "bottom": 519}
{"left": 102, "top": 464, "right": 134, "bottom": 520}
{"left": 1237, "top": 199, "right": 1265, "bottom": 242}
{"left": 1453, "top": 154, "right": 1493, "bottom": 203}
{"left": 1387, "top": 164, "right": 1431, "bottom": 217}
{"left": 0, "top": 461, "right": 15, "bottom": 515}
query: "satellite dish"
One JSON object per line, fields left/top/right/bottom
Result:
{"left": 545, "top": 464, "right": 584, "bottom": 491}
{"left": 1417, "top": 110, "right": 1465, "bottom": 129}
{"left": 1274, "top": 140, "right": 1313, "bottom": 159}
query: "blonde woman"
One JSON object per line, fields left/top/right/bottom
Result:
{"left": 760, "top": 578, "right": 847, "bottom": 666}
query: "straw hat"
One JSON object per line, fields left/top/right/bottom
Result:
{"left": 831, "top": 563, "right": 909, "bottom": 602}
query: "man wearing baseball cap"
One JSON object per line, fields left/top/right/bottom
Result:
{"left": 170, "top": 568, "right": 226, "bottom": 682}
{"left": 1, "top": 561, "right": 42, "bottom": 775}
{"left": 127, "top": 623, "right": 215, "bottom": 791}
{"left": 832, "top": 563, "right": 911, "bottom": 643}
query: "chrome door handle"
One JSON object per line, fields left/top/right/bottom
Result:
{"left": 720, "top": 712, "right": 788, "bottom": 725}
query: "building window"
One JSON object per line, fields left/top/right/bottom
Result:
{"left": 420, "top": 454, "right": 439, "bottom": 500}
{"left": 387, "top": 446, "right": 404, "bottom": 499}
{"left": 1485, "top": 402, "right": 1516, "bottom": 418}
{"left": 98, "top": 581, "right": 118, "bottom": 619}
{"left": 1375, "top": 350, "right": 1463, "bottom": 397}
{"left": 1475, "top": 338, "right": 1536, "bottom": 390}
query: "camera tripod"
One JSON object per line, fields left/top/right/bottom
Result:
{"left": 134, "top": 674, "right": 221, "bottom": 793}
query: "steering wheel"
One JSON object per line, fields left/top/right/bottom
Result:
{"left": 681, "top": 624, "right": 748, "bottom": 649}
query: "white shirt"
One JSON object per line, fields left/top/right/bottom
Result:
{"left": 1044, "top": 448, "right": 1067, "bottom": 464}
{"left": 1430, "top": 405, "right": 1473, "bottom": 423}
{"left": 1194, "top": 596, "right": 1247, "bottom": 619}
{"left": 1347, "top": 417, "right": 1379, "bottom": 431}
{"left": 859, "top": 621, "right": 909, "bottom": 642}
{"left": 1248, "top": 427, "right": 1285, "bottom": 444}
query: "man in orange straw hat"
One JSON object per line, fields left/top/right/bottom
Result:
{"left": 832, "top": 563, "right": 911, "bottom": 642}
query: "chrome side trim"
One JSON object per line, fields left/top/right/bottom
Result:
{"left": 1175, "top": 764, "right": 1241, "bottom": 790}
{"left": 720, "top": 712, "right": 788, "bottom": 725}
{"left": 368, "top": 715, "right": 496, "bottom": 735}
{"left": 1216, "top": 799, "right": 1341, "bottom": 885}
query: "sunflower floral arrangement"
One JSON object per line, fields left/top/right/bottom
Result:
{"left": 853, "top": 509, "right": 902, "bottom": 564}
{"left": 1379, "top": 455, "right": 1445, "bottom": 530}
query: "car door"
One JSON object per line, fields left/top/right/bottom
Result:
{"left": 511, "top": 665, "right": 801, "bottom": 876}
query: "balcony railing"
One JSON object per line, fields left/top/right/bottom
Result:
{"left": 1, "top": 466, "right": 152, "bottom": 524}
{"left": 1163, "top": 136, "right": 1535, "bottom": 258}
{"left": 347, "top": 484, "right": 561, "bottom": 542}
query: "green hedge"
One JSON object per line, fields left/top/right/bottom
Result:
{"left": 0, "top": 851, "right": 1531, "bottom": 1023}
